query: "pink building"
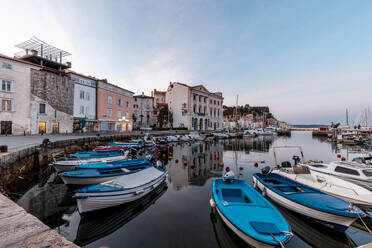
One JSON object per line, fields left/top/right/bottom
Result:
{"left": 97, "top": 79, "right": 133, "bottom": 132}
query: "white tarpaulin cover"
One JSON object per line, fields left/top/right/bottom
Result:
{"left": 101, "top": 166, "right": 164, "bottom": 189}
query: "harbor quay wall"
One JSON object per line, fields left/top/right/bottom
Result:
{"left": 0, "top": 130, "right": 189, "bottom": 248}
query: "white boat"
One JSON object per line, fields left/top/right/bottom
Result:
{"left": 53, "top": 151, "right": 129, "bottom": 172}
{"left": 272, "top": 146, "right": 372, "bottom": 207}
{"left": 273, "top": 166, "right": 372, "bottom": 208}
{"left": 189, "top": 132, "right": 205, "bottom": 141}
{"left": 74, "top": 166, "right": 168, "bottom": 214}
{"left": 178, "top": 135, "right": 191, "bottom": 142}
{"left": 243, "top": 130, "right": 255, "bottom": 137}
{"left": 305, "top": 161, "right": 372, "bottom": 188}
{"left": 166, "top": 135, "right": 179, "bottom": 142}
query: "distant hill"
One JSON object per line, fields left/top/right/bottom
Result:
{"left": 292, "top": 124, "right": 328, "bottom": 128}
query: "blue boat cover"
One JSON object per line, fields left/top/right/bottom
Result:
{"left": 75, "top": 158, "right": 149, "bottom": 170}
{"left": 60, "top": 164, "right": 151, "bottom": 178}
{"left": 250, "top": 221, "right": 281, "bottom": 235}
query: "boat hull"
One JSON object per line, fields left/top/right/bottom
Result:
{"left": 213, "top": 200, "right": 276, "bottom": 248}
{"left": 60, "top": 174, "right": 122, "bottom": 186}
{"left": 253, "top": 177, "right": 357, "bottom": 230}
{"left": 53, "top": 155, "right": 128, "bottom": 172}
{"left": 76, "top": 175, "right": 166, "bottom": 214}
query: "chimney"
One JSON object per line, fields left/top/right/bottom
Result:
{"left": 151, "top": 91, "right": 153, "bottom": 97}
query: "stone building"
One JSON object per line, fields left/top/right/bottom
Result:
{"left": 97, "top": 79, "right": 133, "bottom": 132}
{"left": 133, "top": 93, "right": 157, "bottom": 129}
{"left": 13, "top": 37, "right": 75, "bottom": 134}
{"left": 0, "top": 54, "right": 41, "bottom": 135}
{"left": 153, "top": 89, "right": 167, "bottom": 108}
{"left": 167, "top": 82, "right": 224, "bottom": 130}
{"left": 65, "top": 70, "right": 99, "bottom": 132}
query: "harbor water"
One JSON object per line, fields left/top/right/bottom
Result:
{"left": 9, "top": 131, "right": 372, "bottom": 247}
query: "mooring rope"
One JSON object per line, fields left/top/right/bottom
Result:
{"left": 357, "top": 211, "right": 372, "bottom": 234}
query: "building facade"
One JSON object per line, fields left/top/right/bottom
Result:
{"left": 153, "top": 89, "right": 167, "bottom": 108}
{"left": 29, "top": 69, "right": 74, "bottom": 134}
{"left": 66, "top": 70, "right": 98, "bottom": 132}
{"left": 133, "top": 93, "right": 157, "bottom": 129}
{"left": 97, "top": 79, "right": 133, "bottom": 132}
{"left": 0, "top": 54, "right": 40, "bottom": 135}
{"left": 167, "top": 82, "right": 223, "bottom": 130}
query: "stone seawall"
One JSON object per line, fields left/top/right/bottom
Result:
{"left": 0, "top": 130, "right": 189, "bottom": 247}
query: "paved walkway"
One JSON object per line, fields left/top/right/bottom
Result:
{"left": 0, "top": 193, "right": 78, "bottom": 248}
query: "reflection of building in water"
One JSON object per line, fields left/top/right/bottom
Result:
{"left": 167, "top": 142, "right": 223, "bottom": 190}
{"left": 223, "top": 136, "right": 275, "bottom": 153}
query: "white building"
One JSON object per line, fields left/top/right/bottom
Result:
{"left": 66, "top": 70, "right": 98, "bottom": 132}
{"left": 133, "top": 93, "right": 157, "bottom": 129}
{"left": 0, "top": 54, "right": 41, "bottom": 135}
{"left": 167, "top": 82, "right": 223, "bottom": 130}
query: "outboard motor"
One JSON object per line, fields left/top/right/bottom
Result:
{"left": 292, "top": 155, "right": 301, "bottom": 165}
{"left": 261, "top": 166, "right": 272, "bottom": 176}
{"left": 223, "top": 171, "right": 235, "bottom": 183}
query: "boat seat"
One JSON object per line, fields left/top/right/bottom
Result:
{"left": 221, "top": 189, "right": 250, "bottom": 203}
{"left": 250, "top": 221, "right": 281, "bottom": 235}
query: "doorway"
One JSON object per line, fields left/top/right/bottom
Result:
{"left": 38, "top": 122, "right": 46, "bottom": 134}
{"left": 52, "top": 122, "right": 59, "bottom": 134}
{"left": 1, "top": 121, "right": 12, "bottom": 135}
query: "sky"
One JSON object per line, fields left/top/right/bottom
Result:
{"left": 0, "top": 0, "right": 371, "bottom": 125}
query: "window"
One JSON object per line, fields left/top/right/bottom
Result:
{"left": 214, "top": 100, "right": 216, "bottom": 104}
{"left": 1, "top": 80, "right": 11, "bottom": 92}
{"left": 204, "top": 97, "right": 206, "bottom": 103}
{"left": 335, "top": 166, "right": 360, "bottom": 176}
{"left": 39, "top": 103, "right": 46, "bottom": 114}
{"left": 125, "top": 112, "right": 129, "bottom": 120}
{"left": 193, "top": 94, "right": 196, "bottom": 100}
{"left": 118, "top": 98, "right": 122, "bottom": 106}
{"left": 108, "top": 108, "right": 112, "bottom": 117}
{"left": 1, "top": 99, "right": 12, "bottom": 112}
{"left": 117, "top": 110, "right": 122, "bottom": 118}
{"left": 199, "top": 96, "right": 201, "bottom": 101}
{"left": 126, "top": 101, "right": 129, "bottom": 108}
{"left": 108, "top": 96, "right": 112, "bottom": 105}
{"left": 363, "top": 169, "right": 372, "bottom": 177}
{"left": 193, "top": 105, "right": 196, "bottom": 113}
{"left": 79, "top": 106, "right": 84, "bottom": 114}
{"left": 86, "top": 106, "right": 89, "bottom": 115}
{"left": 2, "top": 62, "right": 12, "bottom": 70}
{"left": 80, "top": 90, "right": 84, "bottom": 99}
{"left": 86, "top": 92, "right": 90, "bottom": 101}
{"left": 210, "top": 99, "right": 212, "bottom": 104}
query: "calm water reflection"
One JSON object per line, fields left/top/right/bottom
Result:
{"left": 15, "top": 131, "right": 372, "bottom": 247}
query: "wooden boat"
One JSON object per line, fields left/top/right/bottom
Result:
{"left": 74, "top": 166, "right": 167, "bottom": 214}
{"left": 253, "top": 172, "right": 365, "bottom": 231}
{"left": 59, "top": 163, "right": 152, "bottom": 186}
{"left": 210, "top": 178, "right": 292, "bottom": 247}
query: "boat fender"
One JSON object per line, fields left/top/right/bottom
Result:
{"left": 253, "top": 179, "right": 258, "bottom": 189}
{"left": 209, "top": 198, "right": 216, "bottom": 208}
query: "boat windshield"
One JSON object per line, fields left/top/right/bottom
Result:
{"left": 362, "top": 169, "right": 372, "bottom": 177}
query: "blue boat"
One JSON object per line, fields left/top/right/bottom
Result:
{"left": 253, "top": 172, "right": 366, "bottom": 231}
{"left": 59, "top": 163, "right": 152, "bottom": 185}
{"left": 71, "top": 150, "right": 123, "bottom": 158}
{"left": 74, "top": 166, "right": 168, "bottom": 214}
{"left": 210, "top": 178, "right": 292, "bottom": 247}
{"left": 107, "top": 142, "right": 142, "bottom": 148}
{"left": 75, "top": 158, "right": 149, "bottom": 170}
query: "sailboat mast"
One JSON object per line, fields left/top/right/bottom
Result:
{"left": 346, "top": 108, "right": 349, "bottom": 127}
